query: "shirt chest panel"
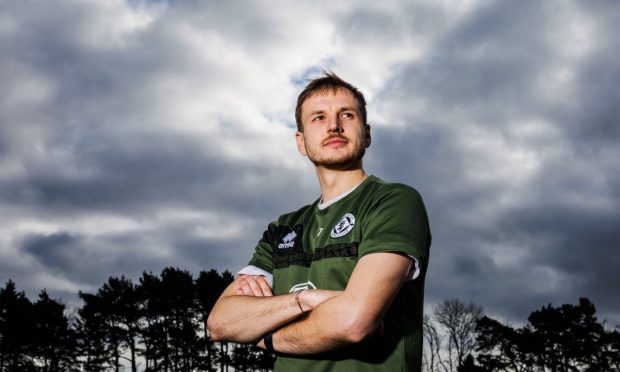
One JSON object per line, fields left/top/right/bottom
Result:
{"left": 272, "top": 209, "right": 365, "bottom": 294}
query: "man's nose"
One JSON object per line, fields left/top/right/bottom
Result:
{"left": 327, "top": 115, "right": 342, "bottom": 133}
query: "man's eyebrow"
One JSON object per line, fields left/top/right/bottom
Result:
{"left": 307, "top": 107, "right": 359, "bottom": 117}
{"left": 308, "top": 109, "right": 326, "bottom": 116}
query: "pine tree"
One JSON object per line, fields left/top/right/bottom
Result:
{"left": 0, "top": 280, "right": 36, "bottom": 371}
{"left": 32, "top": 290, "right": 79, "bottom": 371}
{"left": 195, "top": 269, "right": 233, "bottom": 370}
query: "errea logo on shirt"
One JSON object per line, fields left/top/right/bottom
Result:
{"left": 330, "top": 213, "right": 355, "bottom": 238}
{"left": 278, "top": 231, "right": 297, "bottom": 249}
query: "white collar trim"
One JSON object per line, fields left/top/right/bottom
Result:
{"left": 318, "top": 180, "right": 365, "bottom": 210}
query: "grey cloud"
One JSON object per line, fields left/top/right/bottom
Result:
{"left": 567, "top": 56, "right": 620, "bottom": 144}
{"left": 1, "top": 141, "right": 312, "bottom": 219}
{"left": 1, "top": 0, "right": 318, "bottom": 216}
{"left": 21, "top": 232, "right": 79, "bottom": 274}
{"left": 338, "top": 6, "right": 407, "bottom": 44}
{"left": 19, "top": 231, "right": 155, "bottom": 287}
{"left": 500, "top": 198, "right": 620, "bottom": 312}
{"left": 367, "top": 1, "right": 620, "bottom": 325}
{"left": 1, "top": 0, "right": 618, "bottom": 328}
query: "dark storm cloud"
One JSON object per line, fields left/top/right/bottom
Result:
{"left": 379, "top": 7, "right": 552, "bottom": 123}
{"left": 366, "top": 1, "right": 620, "bottom": 325}
{"left": 20, "top": 231, "right": 158, "bottom": 287}
{"left": 1, "top": 0, "right": 618, "bottom": 327}
{"left": 566, "top": 51, "right": 620, "bottom": 146}
{"left": 0, "top": 0, "right": 318, "bottom": 217}
{"left": 0, "top": 127, "right": 302, "bottom": 217}
{"left": 0, "top": 0, "right": 319, "bottom": 305}
{"left": 498, "top": 193, "right": 620, "bottom": 316}
{"left": 15, "top": 216, "right": 265, "bottom": 299}
{"left": 21, "top": 232, "right": 80, "bottom": 274}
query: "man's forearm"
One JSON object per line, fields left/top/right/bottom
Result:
{"left": 265, "top": 294, "right": 378, "bottom": 355}
{"left": 208, "top": 292, "right": 304, "bottom": 343}
{"left": 260, "top": 253, "right": 412, "bottom": 355}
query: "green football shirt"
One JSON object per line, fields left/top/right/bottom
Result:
{"left": 248, "top": 175, "right": 431, "bottom": 371}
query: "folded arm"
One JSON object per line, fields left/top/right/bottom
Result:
{"left": 260, "top": 252, "right": 412, "bottom": 354}
{"left": 207, "top": 274, "right": 340, "bottom": 343}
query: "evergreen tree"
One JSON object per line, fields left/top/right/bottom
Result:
{"left": 137, "top": 271, "right": 168, "bottom": 371}
{"left": 31, "top": 290, "right": 79, "bottom": 371}
{"left": 600, "top": 328, "right": 620, "bottom": 371}
{"left": 475, "top": 298, "right": 620, "bottom": 372}
{"left": 77, "top": 291, "right": 114, "bottom": 372}
{"left": 97, "top": 277, "right": 141, "bottom": 372}
{"left": 159, "top": 267, "right": 202, "bottom": 371}
{"left": 195, "top": 269, "right": 233, "bottom": 370}
{"left": 528, "top": 297, "right": 611, "bottom": 371}
{"left": 474, "top": 316, "right": 534, "bottom": 371}
{"left": 457, "top": 354, "right": 486, "bottom": 372}
{"left": 230, "top": 343, "right": 252, "bottom": 371}
{"left": 0, "top": 280, "right": 36, "bottom": 372}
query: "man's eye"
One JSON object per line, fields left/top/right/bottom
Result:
{"left": 340, "top": 112, "right": 354, "bottom": 119}
{"left": 313, "top": 115, "right": 325, "bottom": 121}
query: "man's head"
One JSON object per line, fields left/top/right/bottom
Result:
{"left": 294, "top": 72, "right": 371, "bottom": 170}
{"left": 295, "top": 71, "right": 367, "bottom": 132}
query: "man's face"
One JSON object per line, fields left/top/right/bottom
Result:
{"left": 295, "top": 88, "right": 371, "bottom": 170}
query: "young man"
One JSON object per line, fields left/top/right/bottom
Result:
{"left": 208, "top": 72, "right": 431, "bottom": 371}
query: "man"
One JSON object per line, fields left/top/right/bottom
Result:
{"left": 207, "top": 72, "right": 431, "bottom": 371}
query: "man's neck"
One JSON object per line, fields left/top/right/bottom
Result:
{"left": 315, "top": 165, "right": 368, "bottom": 203}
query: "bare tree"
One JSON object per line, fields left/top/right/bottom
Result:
{"left": 432, "top": 299, "right": 484, "bottom": 371}
{"left": 424, "top": 314, "right": 450, "bottom": 372}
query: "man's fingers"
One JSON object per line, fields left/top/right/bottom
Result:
{"left": 236, "top": 275, "right": 272, "bottom": 297}
{"left": 236, "top": 276, "right": 256, "bottom": 296}
{"left": 246, "top": 276, "right": 265, "bottom": 296}
{"left": 240, "top": 281, "right": 255, "bottom": 296}
{"left": 255, "top": 276, "right": 273, "bottom": 296}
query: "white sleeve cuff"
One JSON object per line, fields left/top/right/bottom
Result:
{"left": 236, "top": 265, "right": 273, "bottom": 288}
{"left": 407, "top": 256, "right": 421, "bottom": 281}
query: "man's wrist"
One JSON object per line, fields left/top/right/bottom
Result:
{"left": 264, "top": 331, "right": 275, "bottom": 353}
{"left": 294, "top": 289, "right": 307, "bottom": 313}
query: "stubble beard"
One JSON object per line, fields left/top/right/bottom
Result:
{"left": 305, "top": 140, "right": 366, "bottom": 170}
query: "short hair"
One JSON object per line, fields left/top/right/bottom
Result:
{"left": 294, "top": 71, "right": 367, "bottom": 132}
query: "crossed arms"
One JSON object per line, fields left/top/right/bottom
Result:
{"left": 206, "top": 252, "right": 412, "bottom": 355}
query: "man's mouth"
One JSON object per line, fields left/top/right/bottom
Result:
{"left": 323, "top": 136, "right": 348, "bottom": 147}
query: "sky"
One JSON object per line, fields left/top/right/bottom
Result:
{"left": 1, "top": 0, "right": 619, "bottom": 327}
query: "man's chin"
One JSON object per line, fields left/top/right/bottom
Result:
{"left": 309, "top": 153, "right": 365, "bottom": 170}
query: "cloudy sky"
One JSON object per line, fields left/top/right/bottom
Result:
{"left": 1, "top": 0, "right": 618, "bottom": 326}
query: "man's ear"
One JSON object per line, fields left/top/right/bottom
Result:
{"left": 295, "top": 131, "right": 307, "bottom": 156}
{"left": 365, "top": 124, "right": 371, "bottom": 148}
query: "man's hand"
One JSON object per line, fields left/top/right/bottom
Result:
{"left": 235, "top": 275, "right": 273, "bottom": 297}
{"left": 234, "top": 275, "right": 341, "bottom": 313}
{"left": 255, "top": 289, "right": 343, "bottom": 350}
{"left": 297, "top": 289, "right": 342, "bottom": 312}
{"left": 208, "top": 276, "right": 300, "bottom": 342}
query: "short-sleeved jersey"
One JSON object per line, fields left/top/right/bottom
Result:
{"left": 248, "top": 175, "right": 431, "bottom": 372}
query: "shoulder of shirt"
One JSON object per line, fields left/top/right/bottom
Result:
{"left": 365, "top": 176, "right": 424, "bottom": 201}
{"left": 271, "top": 177, "right": 424, "bottom": 225}
{"left": 273, "top": 199, "right": 319, "bottom": 225}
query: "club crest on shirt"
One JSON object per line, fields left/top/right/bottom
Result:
{"left": 289, "top": 281, "right": 317, "bottom": 293}
{"left": 330, "top": 213, "right": 355, "bottom": 238}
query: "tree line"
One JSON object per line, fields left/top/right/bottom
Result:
{"left": 0, "top": 267, "right": 274, "bottom": 372}
{"left": 423, "top": 298, "right": 620, "bottom": 372}
{"left": 2, "top": 268, "right": 619, "bottom": 372}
